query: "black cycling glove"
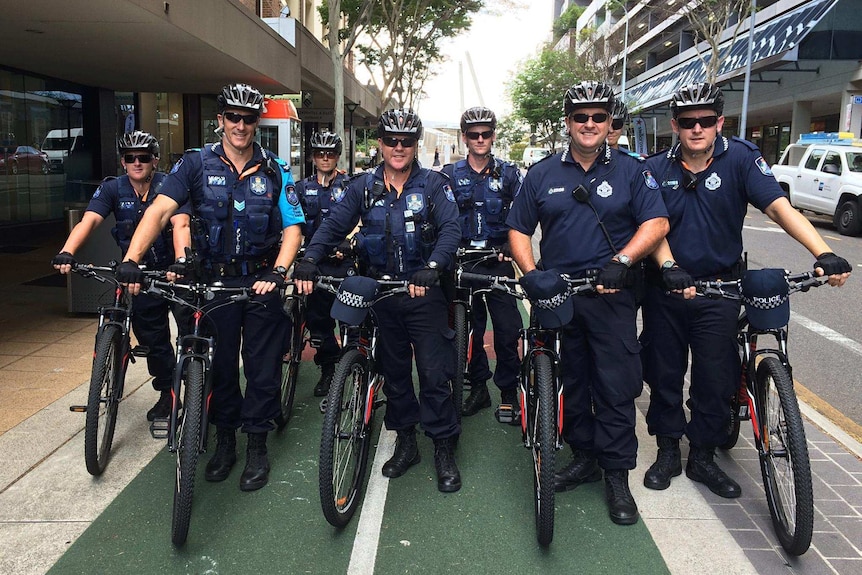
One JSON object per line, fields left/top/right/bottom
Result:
{"left": 499, "top": 241, "right": 513, "bottom": 260}
{"left": 410, "top": 268, "right": 440, "bottom": 288}
{"left": 662, "top": 265, "right": 694, "bottom": 291}
{"left": 292, "top": 258, "right": 320, "bottom": 282}
{"left": 597, "top": 260, "right": 628, "bottom": 290}
{"left": 116, "top": 260, "right": 144, "bottom": 285}
{"left": 168, "top": 259, "right": 188, "bottom": 278}
{"left": 51, "top": 251, "right": 76, "bottom": 267}
{"left": 814, "top": 252, "right": 851, "bottom": 276}
{"left": 333, "top": 239, "right": 354, "bottom": 258}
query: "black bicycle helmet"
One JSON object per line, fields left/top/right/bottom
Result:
{"left": 564, "top": 81, "right": 615, "bottom": 115}
{"left": 377, "top": 108, "right": 423, "bottom": 139}
{"left": 611, "top": 99, "right": 630, "bottom": 123}
{"left": 217, "top": 83, "right": 266, "bottom": 113}
{"left": 310, "top": 131, "right": 343, "bottom": 155}
{"left": 460, "top": 106, "right": 497, "bottom": 133}
{"left": 118, "top": 130, "right": 159, "bottom": 155}
{"left": 671, "top": 82, "right": 724, "bottom": 118}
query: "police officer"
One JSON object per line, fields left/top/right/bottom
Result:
{"left": 608, "top": 99, "right": 635, "bottom": 154}
{"left": 293, "top": 109, "right": 463, "bottom": 493}
{"left": 640, "top": 82, "right": 851, "bottom": 498}
{"left": 507, "top": 81, "right": 669, "bottom": 525}
{"left": 295, "top": 131, "right": 354, "bottom": 398}
{"left": 52, "top": 130, "right": 191, "bottom": 421}
{"left": 441, "top": 107, "right": 523, "bottom": 419}
{"left": 117, "top": 83, "right": 305, "bottom": 492}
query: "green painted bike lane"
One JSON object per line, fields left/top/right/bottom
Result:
{"left": 49, "top": 365, "right": 671, "bottom": 575}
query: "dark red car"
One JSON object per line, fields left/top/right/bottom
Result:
{"left": 0, "top": 145, "right": 50, "bottom": 175}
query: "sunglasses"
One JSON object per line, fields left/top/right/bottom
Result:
{"left": 611, "top": 119, "right": 625, "bottom": 130}
{"left": 123, "top": 153, "right": 153, "bottom": 164}
{"left": 569, "top": 112, "right": 609, "bottom": 124}
{"left": 381, "top": 136, "right": 417, "bottom": 148}
{"left": 313, "top": 150, "right": 338, "bottom": 159}
{"left": 676, "top": 115, "right": 719, "bottom": 130}
{"left": 465, "top": 130, "right": 494, "bottom": 140}
{"left": 222, "top": 111, "right": 260, "bottom": 125}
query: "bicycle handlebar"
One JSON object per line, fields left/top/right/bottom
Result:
{"left": 694, "top": 270, "right": 826, "bottom": 300}
{"left": 458, "top": 271, "right": 524, "bottom": 299}
{"left": 144, "top": 278, "right": 258, "bottom": 310}
{"left": 315, "top": 275, "right": 411, "bottom": 302}
{"left": 71, "top": 262, "right": 163, "bottom": 285}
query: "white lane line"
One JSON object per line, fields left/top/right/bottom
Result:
{"left": 790, "top": 310, "right": 862, "bottom": 358}
{"left": 347, "top": 428, "right": 395, "bottom": 575}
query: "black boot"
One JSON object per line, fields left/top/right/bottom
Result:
{"left": 499, "top": 389, "right": 521, "bottom": 426}
{"left": 554, "top": 449, "right": 602, "bottom": 492}
{"left": 382, "top": 428, "right": 420, "bottom": 478}
{"left": 643, "top": 436, "right": 682, "bottom": 490}
{"left": 240, "top": 432, "right": 270, "bottom": 491}
{"left": 147, "top": 390, "right": 180, "bottom": 422}
{"left": 686, "top": 446, "right": 741, "bottom": 498}
{"left": 604, "top": 469, "right": 639, "bottom": 525}
{"left": 205, "top": 427, "right": 237, "bottom": 482}
{"left": 314, "top": 363, "right": 336, "bottom": 397}
{"left": 433, "top": 438, "right": 462, "bottom": 493}
{"left": 462, "top": 381, "right": 491, "bottom": 416}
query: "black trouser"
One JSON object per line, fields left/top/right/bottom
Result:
{"left": 374, "top": 289, "right": 459, "bottom": 439}
{"left": 560, "top": 290, "right": 642, "bottom": 470}
{"left": 131, "top": 291, "right": 191, "bottom": 392}
{"left": 304, "top": 257, "right": 354, "bottom": 366}
{"left": 206, "top": 274, "right": 287, "bottom": 434}
{"left": 640, "top": 284, "right": 741, "bottom": 449}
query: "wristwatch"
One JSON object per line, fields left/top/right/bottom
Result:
{"left": 274, "top": 265, "right": 288, "bottom": 278}
{"left": 427, "top": 261, "right": 438, "bottom": 270}
{"left": 614, "top": 254, "right": 632, "bottom": 268}
{"left": 175, "top": 257, "right": 187, "bottom": 264}
{"left": 661, "top": 260, "right": 676, "bottom": 270}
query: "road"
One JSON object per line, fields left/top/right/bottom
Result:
{"left": 740, "top": 207, "right": 862, "bottom": 432}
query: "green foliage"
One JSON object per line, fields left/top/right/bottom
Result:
{"left": 508, "top": 47, "right": 589, "bottom": 150}
{"left": 553, "top": 3, "right": 584, "bottom": 41}
{"left": 495, "top": 114, "right": 528, "bottom": 149}
{"left": 510, "top": 142, "right": 528, "bottom": 165}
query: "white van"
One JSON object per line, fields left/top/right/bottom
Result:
{"left": 42, "top": 128, "right": 83, "bottom": 173}
{"left": 522, "top": 147, "right": 551, "bottom": 168}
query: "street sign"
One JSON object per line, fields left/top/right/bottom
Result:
{"left": 853, "top": 95, "right": 862, "bottom": 105}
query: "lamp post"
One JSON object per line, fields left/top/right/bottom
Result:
{"left": 739, "top": 0, "right": 757, "bottom": 139}
{"left": 346, "top": 102, "right": 358, "bottom": 175}
{"left": 619, "top": 1, "right": 629, "bottom": 102}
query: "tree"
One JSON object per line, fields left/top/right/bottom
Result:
{"left": 319, "top": 0, "right": 375, "bottom": 170}
{"left": 508, "top": 47, "right": 590, "bottom": 151}
{"left": 553, "top": 3, "right": 584, "bottom": 42}
{"left": 356, "top": 0, "right": 484, "bottom": 110}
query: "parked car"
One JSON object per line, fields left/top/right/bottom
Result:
{"left": 772, "top": 133, "right": 862, "bottom": 235}
{"left": 0, "top": 145, "right": 50, "bottom": 175}
{"left": 522, "top": 147, "right": 552, "bottom": 168}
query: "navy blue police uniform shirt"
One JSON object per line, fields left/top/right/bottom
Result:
{"left": 440, "top": 155, "right": 523, "bottom": 247}
{"left": 506, "top": 145, "right": 668, "bottom": 274}
{"left": 86, "top": 172, "right": 191, "bottom": 266}
{"left": 304, "top": 162, "right": 461, "bottom": 278}
{"left": 644, "top": 136, "right": 785, "bottom": 279}
{"left": 295, "top": 171, "right": 350, "bottom": 243}
{"left": 158, "top": 141, "right": 304, "bottom": 239}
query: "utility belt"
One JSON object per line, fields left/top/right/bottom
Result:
{"left": 210, "top": 257, "right": 274, "bottom": 278}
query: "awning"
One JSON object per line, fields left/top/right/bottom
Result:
{"left": 625, "top": 0, "right": 839, "bottom": 110}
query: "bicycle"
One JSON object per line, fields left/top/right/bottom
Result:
{"left": 451, "top": 247, "right": 507, "bottom": 420}
{"left": 695, "top": 269, "right": 825, "bottom": 556}
{"left": 68, "top": 263, "right": 161, "bottom": 476}
{"left": 461, "top": 270, "right": 595, "bottom": 547}
{"left": 277, "top": 282, "right": 306, "bottom": 430}
{"left": 316, "top": 275, "right": 410, "bottom": 528}
{"left": 144, "top": 278, "right": 260, "bottom": 546}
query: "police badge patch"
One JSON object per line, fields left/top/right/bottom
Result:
{"left": 250, "top": 176, "right": 267, "bottom": 195}
{"left": 596, "top": 180, "right": 613, "bottom": 198}
{"left": 170, "top": 157, "right": 183, "bottom": 174}
{"left": 208, "top": 175, "right": 226, "bottom": 187}
{"left": 406, "top": 193, "right": 424, "bottom": 212}
{"left": 643, "top": 170, "right": 659, "bottom": 189}
{"left": 443, "top": 184, "right": 455, "bottom": 203}
{"left": 286, "top": 185, "right": 300, "bottom": 206}
{"left": 332, "top": 186, "right": 346, "bottom": 202}
{"left": 489, "top": 178, "right": 502, "bottom": 192}
{"left": 755, "top": 156, "right": 773, "bottom": 176}
{"left": 705, "top": 172, "right": 722, "bottom": 191}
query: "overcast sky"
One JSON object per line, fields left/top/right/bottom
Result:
{"left": 416, "top": 1, "right": 555, "bottom": 125}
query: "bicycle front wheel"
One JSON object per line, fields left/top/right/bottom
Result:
{"left": 276, "top": 299, "right": 303, "bottom": 430}
{"left": 755, "top": 357, "right": 813, "bottom": 555}
{"left": 319, "top": 349, "right": 373, "bottom": 527}
{"left": 171, "top": 359, "right": 204, "bottom": 546}
{"left": 84, "top": 325, "right": 124, "bottom": 476}
{"left": 530, "top": 353, "right": 556, "bottom": 547}
{"left": 452, "top": 302, "right": 467, "bottom": 422}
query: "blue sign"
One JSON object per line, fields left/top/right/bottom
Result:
{"left": 853, "top": 95, "right": 862, "bottom": 105}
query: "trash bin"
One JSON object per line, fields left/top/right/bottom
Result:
{"left": 67, "top": 208, "right": 122, "bottom": 313}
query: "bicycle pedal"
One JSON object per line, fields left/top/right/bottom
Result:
{"left": 495, "top": 403, "right": 515, "bottom": 424}
{"left": 130, "top": 345, "right": 150, "bottom": 358}
{"left": 69, "top": 405, "right": 87, "bottom": 413}
{"left": 738, "top": 405, "right": 750, "bottom": 420}
{"left": 319, "top": 397, "right": 328, "bottom": 414}
{"left": 149, "top": 417, "right": 169, "bottom": 440}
